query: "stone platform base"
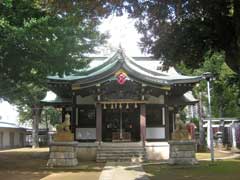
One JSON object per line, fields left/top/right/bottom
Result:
{"left": 47, "top": 141, "right": 78, "bottom": 167}
{"left": 168, "top": 140, "right": 198, "bottom": 165}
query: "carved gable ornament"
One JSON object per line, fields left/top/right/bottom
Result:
{"left": 115, "top": 70, "right": 128, "bottom": 85}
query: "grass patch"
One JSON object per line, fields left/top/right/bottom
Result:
{"left": 144, "top": 159, "right": 240, "bottom": 180}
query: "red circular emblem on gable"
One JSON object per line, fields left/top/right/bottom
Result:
{"left": 117, "top": 72, "right": 127, "bottom": 85}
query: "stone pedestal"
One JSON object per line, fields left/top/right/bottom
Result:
{"left": 53, "top": 132, "right": 74, "bottom": 142}
{"left": 47, "top": 141, "right": 78, "bottom": 167}
{"left": 168, "top": 140, "right": 198, "bottom": 165}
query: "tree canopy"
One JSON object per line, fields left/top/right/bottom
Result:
{"left": 0, "top": 0, "right": 107, "bottom": 147}
{"left": 178, "top": 51, "right": 240, "bottom": 118}
{"left": 0, "top": 0, "right": 106, "bottom": 101}
{"left": 107, "top": 0, "right": 240, "bottom": 74}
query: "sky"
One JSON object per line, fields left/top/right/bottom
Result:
{"left": 0, "top": 101, "right": 19, "bottom": 124}
{"left": 98, "top": 14, "right": 144, "bottom": 56}
{"left": 0, "top": 15, "right": 142, "bottom": 125}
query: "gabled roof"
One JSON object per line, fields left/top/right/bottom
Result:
{"left": 47, "top": 49, "right": 201, "bottom": 88}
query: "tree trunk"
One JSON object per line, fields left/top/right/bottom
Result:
{"left": 176, "top": 0, "right": 182, "bottom": 19}
{"left": 219, "top": 102, "right": 224, "bottom": 118}
{"left": 45, "top": 111, "right": 49, "bottom": 145}
{"left": 198, "top": 92, "right": 205, "bottom": 148}
{"left": 32, "top": 105, "right": 42, "bottom": 149}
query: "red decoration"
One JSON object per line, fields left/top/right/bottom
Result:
{"left": 186, "top": 122, "right": 196, "bottom": 140}
{"left": 117, "top": 72, "right": 127, "bottom": 85}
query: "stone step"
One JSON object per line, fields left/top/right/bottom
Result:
{"left": 96, "top": 146, "right": 146, "bottom": 162}
{"left": 99, "top": 146, "right": 143, "bottom": 148}
{"left": 98, "top": 149, "right": 144, "bottom": 151}
{"left": 97, "top": 150, "right": 145, "bottom": 154}
{"left": 97, "top": 154, "right": 145, "bottom": 157}
{"left": 98, "top": 148, "right": 144, "bottom": 151}
{"left": 97, "top": 153, "right": 145, "bottom": 156}
{"left": 96, "top": 157, "right": 145, "bottom": 161}
{"left": 97, "top": 155, "right": 145, "bottom": 159}
{"left": 96, "top": 157, "right": 145, "bottom": 163}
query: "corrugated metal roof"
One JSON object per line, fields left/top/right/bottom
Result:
{"left": 0, "top": 121, "right": 25, "bottom": 129}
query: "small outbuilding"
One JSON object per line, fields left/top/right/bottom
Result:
{"left": 0, "top": 121, "right": 26, "bottom": 149}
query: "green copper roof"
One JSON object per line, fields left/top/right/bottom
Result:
{"left": 47, "top": 49, "right": 202, "bottom": 87}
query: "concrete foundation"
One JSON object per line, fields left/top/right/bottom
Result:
{"left": 145, "top": 142, "right": 169, "bottom": 160}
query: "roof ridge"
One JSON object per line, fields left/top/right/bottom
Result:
{"left": 122, "top": 52, "right": 169, "bottom": 77}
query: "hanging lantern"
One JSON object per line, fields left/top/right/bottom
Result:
{"left": 126, "top": 103, "right": 129, "bottom": 109}
{"left": 111, "top": 104, "right": 114, "bottom": 109}
{"left": 134, "top": 103, "right": 138, "bottom": 108}
{"left": 119, "top": 103, "right": 122, "bottom": 109}
{"left": 103, "top": 104, "right": 106, "bottom": 109}
{"left": 115, "top": 103, "right": 118, "bottom": 109}
{"left": 97, "top": 95, "right": 101, "bottom": 101}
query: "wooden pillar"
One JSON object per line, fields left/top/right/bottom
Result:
{"left": 165, "top": 94, "right": 170, "bottom": 140}
{"left": 96, "top": 103, "right": 102, "bottom": 144}
{"left": 72, "top": 92, "right": 76, "bottom": 138}
{"left": 165, "top": 106, "right": 170, "bottom": 140}
{"left": 140, "top": 104, "right": 146, "bottom": 146}
{"left": 61, "top": 107, "right": 65, "bottom": 123}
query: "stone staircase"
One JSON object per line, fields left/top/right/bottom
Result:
{"left": 96, "top": 142, "right": 146, "bottom": 162}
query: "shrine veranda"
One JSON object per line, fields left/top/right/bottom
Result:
{"left": 41, "top": 49, "right": 201, "bottom": 161}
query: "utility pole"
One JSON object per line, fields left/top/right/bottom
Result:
{"left": 203, "top": 72, "right": 214, "bottom": 162}
{"left": 198, "top": 92, "right": 205, "bottom": 148}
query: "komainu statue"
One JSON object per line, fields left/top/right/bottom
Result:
{"left": 56, "top": 113, "right": 71, "bottom": 132}
{"left": 54, "top": 113, "right": 74, "bottom": 141}
{"left": 171, "top": 114, "right": 191, "bottom": 140}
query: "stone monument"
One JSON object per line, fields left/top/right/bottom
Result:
{"left": 168, "top": 114, "right": 198, "bottom": 165}
{"left": 47, "top": 113, "right": 78, "bottom": 167}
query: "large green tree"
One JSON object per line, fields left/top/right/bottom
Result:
{"left": 0, "top": 0, "right": 106, "bottom": 147}
{"left": 177, "top": 51, "right": 240, "bottom": 148}
{"left": 107, "top": 0, "right": 240, "bottom": 74}
{"left": 179, "top": 52, "right": 240, "bottom": 117}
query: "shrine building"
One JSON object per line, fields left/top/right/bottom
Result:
{"left": 41, "top": 49, "right": 201, "bottom": 161}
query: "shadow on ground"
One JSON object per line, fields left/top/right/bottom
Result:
{"left": 143, "top": 158, "right": 240, "bottom": 180}
{"left": 0, "top": 148, "right": 104, "bottom": 180}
